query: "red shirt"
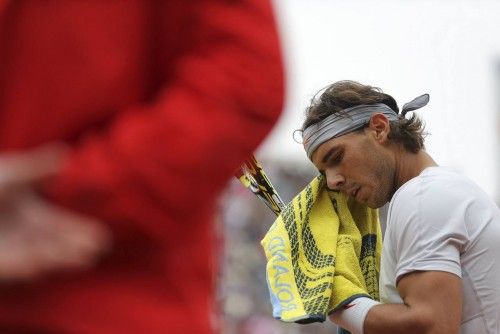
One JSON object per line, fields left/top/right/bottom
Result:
{"left": 0, "top": 1, "right": 283, "bottom": 333}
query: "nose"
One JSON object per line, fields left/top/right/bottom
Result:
{"left": 325, "top": 170, "right": 345, "bottom": 191}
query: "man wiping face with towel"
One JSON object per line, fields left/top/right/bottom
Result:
{"left": 302, "top": 80, "right": 500, "bottom": 334}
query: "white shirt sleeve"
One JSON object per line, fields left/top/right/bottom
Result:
{"left": 389, "top": 177, "right": 470, "bottom": 283}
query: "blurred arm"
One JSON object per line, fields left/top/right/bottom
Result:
{"left": 41, "top": 0, "right": 284, "bottom": 240}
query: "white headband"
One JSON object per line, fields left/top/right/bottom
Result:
{"left": 302, "top": 94, "right": 429, "bottom": 159}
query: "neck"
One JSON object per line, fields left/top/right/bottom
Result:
{"left": 393, "top": 148, "right": 437, "bottom": 191}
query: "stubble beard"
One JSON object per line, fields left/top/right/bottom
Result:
{"left": 367, "top": 155, "right": 395, "bottom": 209}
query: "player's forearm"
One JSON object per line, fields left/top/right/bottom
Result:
{"left": 363, "top": 303, "right": 434, "bottom": 334}
{"left": 331, "top": 300, "right": 454, "bottom": 334}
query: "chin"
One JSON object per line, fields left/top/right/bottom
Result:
{"left": 365, "top": 203, "right": 381, "bottom": 209}
{"left": 365, "top": 197, "right": 387, "bottom": 209}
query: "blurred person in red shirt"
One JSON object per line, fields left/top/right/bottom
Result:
{"left": 0, "top": 1, "right": 284, "bottom": 333}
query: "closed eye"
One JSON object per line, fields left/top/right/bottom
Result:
{"left": 327, "top": 150, "right": 344, "bottom": 166}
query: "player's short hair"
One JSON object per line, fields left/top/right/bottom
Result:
{"left": 302, "top": 80, "right": 426, "bottom": 153}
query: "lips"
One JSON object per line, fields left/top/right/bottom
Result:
{"left": 348, "top": 186, "right": 360, "bottom": 199}
{"left": 353, "top": 187, "right": 360, "bottom": 200}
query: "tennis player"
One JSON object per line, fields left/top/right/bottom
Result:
{"left": 302, "top": 80, "right": 500, "bottom": 334}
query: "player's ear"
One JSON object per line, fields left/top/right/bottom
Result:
{"left": 367, "top": 113, "right": 390, "bottom": 143}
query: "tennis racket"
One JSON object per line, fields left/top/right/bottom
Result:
{"left": 234, "top": 155, "right": 285, "bottom": 217}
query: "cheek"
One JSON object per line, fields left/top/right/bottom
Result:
{"left": 357, "top": 154, "right": 391, "bottom": 187}
{"left": 370, "top": 158, "right": 393, "bottom": 194}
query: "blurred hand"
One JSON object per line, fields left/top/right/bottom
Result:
{"left": 0, "top": 145, "right": 112, "bottom": 282}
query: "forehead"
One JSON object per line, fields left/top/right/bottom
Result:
{"left": 311, "top": 131, "right": 360, "bottom": 166}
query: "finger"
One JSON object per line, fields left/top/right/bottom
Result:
{"left": 20, "top": 191, "right": 113, "bottom": 268}
{"left": 38, "top": 208, "right": 112, "bottom": 257}
{"left": 0, "top": 232, "right": 46, "bottom": 281}
{"left": 0, "top": 226, "right": 96, "bottom": 280}
{"left": 0, "top": 186, "right": 111, "bottom": 282}
{"left": 0, "top": 214, "right": 107, "bottom": 281}
{"left": 0, "top": 143, "right": 69, "bottom": 188}
{"left": 28, "top": 231, "right": 100, "bottom": 273}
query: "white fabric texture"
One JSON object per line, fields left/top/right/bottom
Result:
{"left": 380, "top": 167, "right": 500, "bottom": 334}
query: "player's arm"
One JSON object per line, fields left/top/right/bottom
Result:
{"left": 363, "top": 270, "right": 462, "bottom": 334}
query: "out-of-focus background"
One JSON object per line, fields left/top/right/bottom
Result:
{"left": 219, "top": 1, "right": 500, "bottom": 333}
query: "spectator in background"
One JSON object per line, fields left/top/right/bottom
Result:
{"left": 0, "top": 1, "right": 283, "bottom": 333}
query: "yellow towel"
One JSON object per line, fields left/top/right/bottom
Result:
{"left": 261, "top": 175, "right": 382, "bottom": 323}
